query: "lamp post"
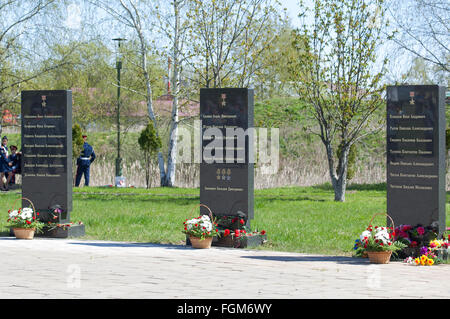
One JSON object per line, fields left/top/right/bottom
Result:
{"left": 113, "top": 37, "right": 126, "bottom": 179}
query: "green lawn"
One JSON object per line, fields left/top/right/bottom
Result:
{"left": 1, "top": 183, "right": 449, "bottom": 256}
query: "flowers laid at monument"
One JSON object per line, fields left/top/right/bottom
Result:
{"left": 215, "top": 215, "right": 267, "bottom": 248}
{"left": 393, "top": 224, "right": 438, "bottom": 254}
{"left": 183, "top": 214, "right": 219, "bottom": 249}
{"left": 354, "top": 225, "right": 407, "bottom": 263}
{"left": 7, "top": 207, "right": 44, "bottom": 239}
{"left": 354, "top": 214, "right": 407, "bottom": 264}
{"left": 403, "top": 237, "right": 449, "bottom": 266}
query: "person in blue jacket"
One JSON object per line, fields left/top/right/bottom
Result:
{"left": 0, "top": 136, "right": 12, "bottom": 191}
{"left": 75, "top": 135, "right": 96, "bottom": 187}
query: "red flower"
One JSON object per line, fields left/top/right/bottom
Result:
{"left": 260, "top": 230, "right": 266, "bottom": 235}
{"left": 410, "top": 241, "right": 418, "bottom": 247}
{"left": 239, "top": 219, "right": 245, "bottom": 225}
{"left": 224, "top": 229, "right": 231, "bottom": 237}
{"left": 26, "top": 220, "right": 31, "bottom": 225}
{"left": 232, "top": 217, "right": 238, "bottom": 223}
{"left": 235, "top": 229, "right": 240, "bottom": 237}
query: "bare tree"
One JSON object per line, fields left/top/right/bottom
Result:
{"left": 184, "top": 0, "right": 280, "bottom": 89}
{"left": 387, "top": 0, "right": 449, "bottom": 73}
{"left": 0, "top": 0, "right": 60, "bottom": 133}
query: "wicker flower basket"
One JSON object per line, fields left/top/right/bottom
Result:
{"left": 10, "top": 198, "right": 38, "bottom": 240}
{"left": 189, "top": 236, "right": 213, "bottom": 249}
{"left": 366, "top": 213, "right": 396, "bottom": 264}
{"left": 13, "top": 228, "right": 36, "bottom": 240}
{"left": 367, "top": 251, "right": 392, "bottom": 264}
{"left": 186, "top": 204, "right": 215, "bottom": 249}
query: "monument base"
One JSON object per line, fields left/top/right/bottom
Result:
{"left": 10, "top": 224, "right": 85, "bottom": 238}
{"left": 37, "top": 224, "right": 85, "bottom": 238}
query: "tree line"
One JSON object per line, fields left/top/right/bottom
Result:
{"left": 0, "top": 0, "right": 448, "bottom": 200}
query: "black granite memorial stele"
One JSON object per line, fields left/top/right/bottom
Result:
{"left": 386, "top": 85, "right": 446, "bottom": 235}
{"left": 198, "top": 88, "right": 263, "bottom": 248}
{"left": 20, "top": 90, "right": 84, "bottom": 238}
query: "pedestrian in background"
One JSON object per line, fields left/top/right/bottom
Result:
{"left": 0, "top": 136, "right": 11, "bottom": 191}
{"left": 75, "top": 134, "right": 96, "bottom": 187}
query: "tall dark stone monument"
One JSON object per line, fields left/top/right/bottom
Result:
{"left": 200, "top": 88, "right": 254, "bottom": 224}
{"left": 386, "top": 85, "right": 446, "bottom": 234}
{"left": 21, "top": 90, "right": 83, "bottom": 237}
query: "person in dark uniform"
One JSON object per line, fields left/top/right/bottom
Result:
{"left": 75, "top": 135, "right": 96, "bottom": 187}
{"left": 6, "top": 145, "right": 21, "bottom": 185}
{"left": 0, "top": 136, "right": 12, "bottom": 191}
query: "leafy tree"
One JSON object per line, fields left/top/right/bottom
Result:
{"left": 288, "top": 0, "right": 389, "bottom": 201}
{"left": 138, "top": 121, "right": 162, "bottom": 189}
{"left": 72, "top": 124, "right": 84, "bottom": 159}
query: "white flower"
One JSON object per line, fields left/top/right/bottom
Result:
{"left": 360, "top": 230, "right": 371, "bottom": 242}
{"left": 9, "top": 210, "right": 19, "bottom": 218}
{"left": 202, "top": 221, "right": 212, "bottom": 232}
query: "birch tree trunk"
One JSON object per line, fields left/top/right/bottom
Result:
{"left": 162, "top": 0, "right": 182, "bottom": 187}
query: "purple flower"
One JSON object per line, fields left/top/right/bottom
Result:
{"left": 420, "top": 246, "right": 428, "bottom": 255}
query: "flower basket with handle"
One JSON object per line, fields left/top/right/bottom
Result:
{"left": 356, "top": 213, "right": 406, "bottom": 264}
{"left": 7, "top": 197, "right": 44, "bottom": 239}
{"left": 183, "top": 204, "right": 219, "bottom": 249}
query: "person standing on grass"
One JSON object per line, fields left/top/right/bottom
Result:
{"left": 0, "top": 136, "right": 12, "bottom": 191}
{"left": 75, "top": 134, "right": 96, "bottom": 187}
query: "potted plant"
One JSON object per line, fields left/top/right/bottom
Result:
{"left": 7, "top": 201, "right": 44, "bottom": 239}
{"left": 183, "top": 214, "right": 219, "bottom": 248}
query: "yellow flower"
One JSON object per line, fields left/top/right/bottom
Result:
{"left": 427, "top": 258, "right": 434, "bottom": 266}
{"left": 414, "top": 258, "right": 421, "bottom": 265}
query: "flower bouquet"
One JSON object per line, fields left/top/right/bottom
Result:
{"left": 354, "top": 214, "right": 407, "bottom": 263}
{"left": 183, "top": 205, "right": 219, "bottom": 249}
{"left": 393, "top": 224, "right": 438, "bottom": 258}
{"left": 404, "top": 238, "right": 449, "bottom": 266}
{"left": 215, "top": 214, "right": 267, "bottom": 248}
{"left": 7, "top": 198, "right": 44, "bottom": 239}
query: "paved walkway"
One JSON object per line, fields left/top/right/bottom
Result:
{"left": 0, "top": 237, "right": 449, "bottom": 299}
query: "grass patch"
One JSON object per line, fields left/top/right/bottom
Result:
{"left": 1, "top": 185, "right": 449, "bottom": 256}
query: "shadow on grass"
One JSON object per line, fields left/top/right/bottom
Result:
{"left": 241, "top": 255, "right": 369, "bottom": 265}
{"left": 313, "top": 182, "right": 387, "bottom": 192}
{"left": 68, "top": 241, "right": 188, "bottom": 250}
{"left": 73, "top": 195, "right": 199, "bottom": 205}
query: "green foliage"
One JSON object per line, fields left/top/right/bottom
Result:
{"left": 138, "top": 121, "right": 162, "bottom": 154}
{"left": 138, "top": 121, "right": 162, "bottom": 188}
{"left": 254, "top": 97, "right": 308, "bottom": 128}
{"left": 337, "top": 143, "right": 357, "bottom": 181}
{"left": 72, "top": 124, "right": 84, "bottom": 159}
{"left": 288, "top": 0, "right": 388, "bottom": 201}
